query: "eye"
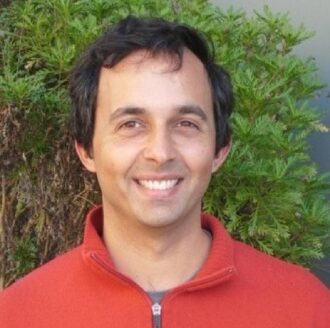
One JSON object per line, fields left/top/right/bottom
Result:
{"left": 116, "top": 119, "right": 146, "bottom": 137}
{"left": 177, "top": 120, "right": 199, "bottom": 129}
{"left": 119, "top": 120, "right": 143, "bottom": 129}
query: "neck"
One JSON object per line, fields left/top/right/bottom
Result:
{"left": 102, "top": 207, "right": 211, "bottom": 292}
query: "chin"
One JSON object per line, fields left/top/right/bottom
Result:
{"left": 135, "top": 210, "right": 182, "bottom": 229}
{"left": 132, "top": 202, "right": 199, "bottom": 230}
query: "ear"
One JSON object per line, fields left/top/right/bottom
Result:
{"left": 75, "top": 140, "right": 96, "bottom": 173}
{"left": 212, "top": 139, "right": 232, "bottom": 173}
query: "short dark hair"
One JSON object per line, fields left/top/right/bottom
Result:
{"left": 69, "top": 16, "right": 234, "bottom": 154}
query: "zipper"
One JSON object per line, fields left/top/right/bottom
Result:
{"left": 152, "top": 302, "right": 162, "bottom": 328}
{"left": 90, "top": 253, "right": 164, "bottom": 328}
{"left": 90, "top": 252, "right": 234, "bottom": 327}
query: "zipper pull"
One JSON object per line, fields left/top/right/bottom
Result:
{"left": 152, "top": 302, "right": 162, "bottom": 328}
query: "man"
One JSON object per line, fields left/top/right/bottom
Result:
{"left": 0, "top": 16, "right": 329, "bottom": 327}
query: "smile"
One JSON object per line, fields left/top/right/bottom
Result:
{"left": 138, "top": 179, "right": 179, "bottom": 190}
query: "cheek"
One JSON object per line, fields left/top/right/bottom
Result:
{"left": 180, "top": 141, "right": 215, "bottom": 174}
{"left": 94, "top": 141, "right": 141, "bottom": 175}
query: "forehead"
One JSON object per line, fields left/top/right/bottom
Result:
{"left": 99, "top": 47, "right": 210, "bottom": 88}
{"left": 97, "top": 49, "right": 213, "bottom": 116}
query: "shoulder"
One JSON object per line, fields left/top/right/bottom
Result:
{"left": 204, "top": 213, "right": 329, "bottom": 298}
{"left": 233, "top": 240, "right": 329, "bottom": 311}
{"left": 233, "top": 239, "right": 326, "bottom": 287}
{"left": 0, "top": 246, "right": 82, "bottom": 308}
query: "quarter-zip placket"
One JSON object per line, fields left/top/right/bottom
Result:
{"left": 90, "top": 253, "right": 164, "bottom": 328}
{"left": 151, "top": 302, "right": 162, "bottom": 328}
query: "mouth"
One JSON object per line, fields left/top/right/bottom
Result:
{"left": 137, "top": 179, "right": 181, "bottom": 191}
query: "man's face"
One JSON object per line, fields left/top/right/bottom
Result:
{"left": 76, "top": 49, "right": 229, "bottom": 229}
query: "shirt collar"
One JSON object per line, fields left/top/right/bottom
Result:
{"left": 81, "top": 205, "right": 236, "bottom": 287}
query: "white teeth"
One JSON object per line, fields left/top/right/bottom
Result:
{"left": 139, "top": 179, "right": 178, "bottom": 190}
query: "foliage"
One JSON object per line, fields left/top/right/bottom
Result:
{"left": 1, "top": 0, "right": 329, "bottom": 288}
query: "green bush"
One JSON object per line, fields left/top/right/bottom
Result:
{"left": 1, "top": 0, "right": 329, "bottom": 288}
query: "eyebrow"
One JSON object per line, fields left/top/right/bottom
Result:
{"left": 109, "top": 104, "right": 208, "bottom": 122}
{"left": 109, "top": 107, "right": 146, "bottom": 121}
{"left": 176, "top": 105, "right": 208, "bottom": 122}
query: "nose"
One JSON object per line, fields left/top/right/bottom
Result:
{"left": 143, "top": 127, "right": 176, "bottom": 165}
